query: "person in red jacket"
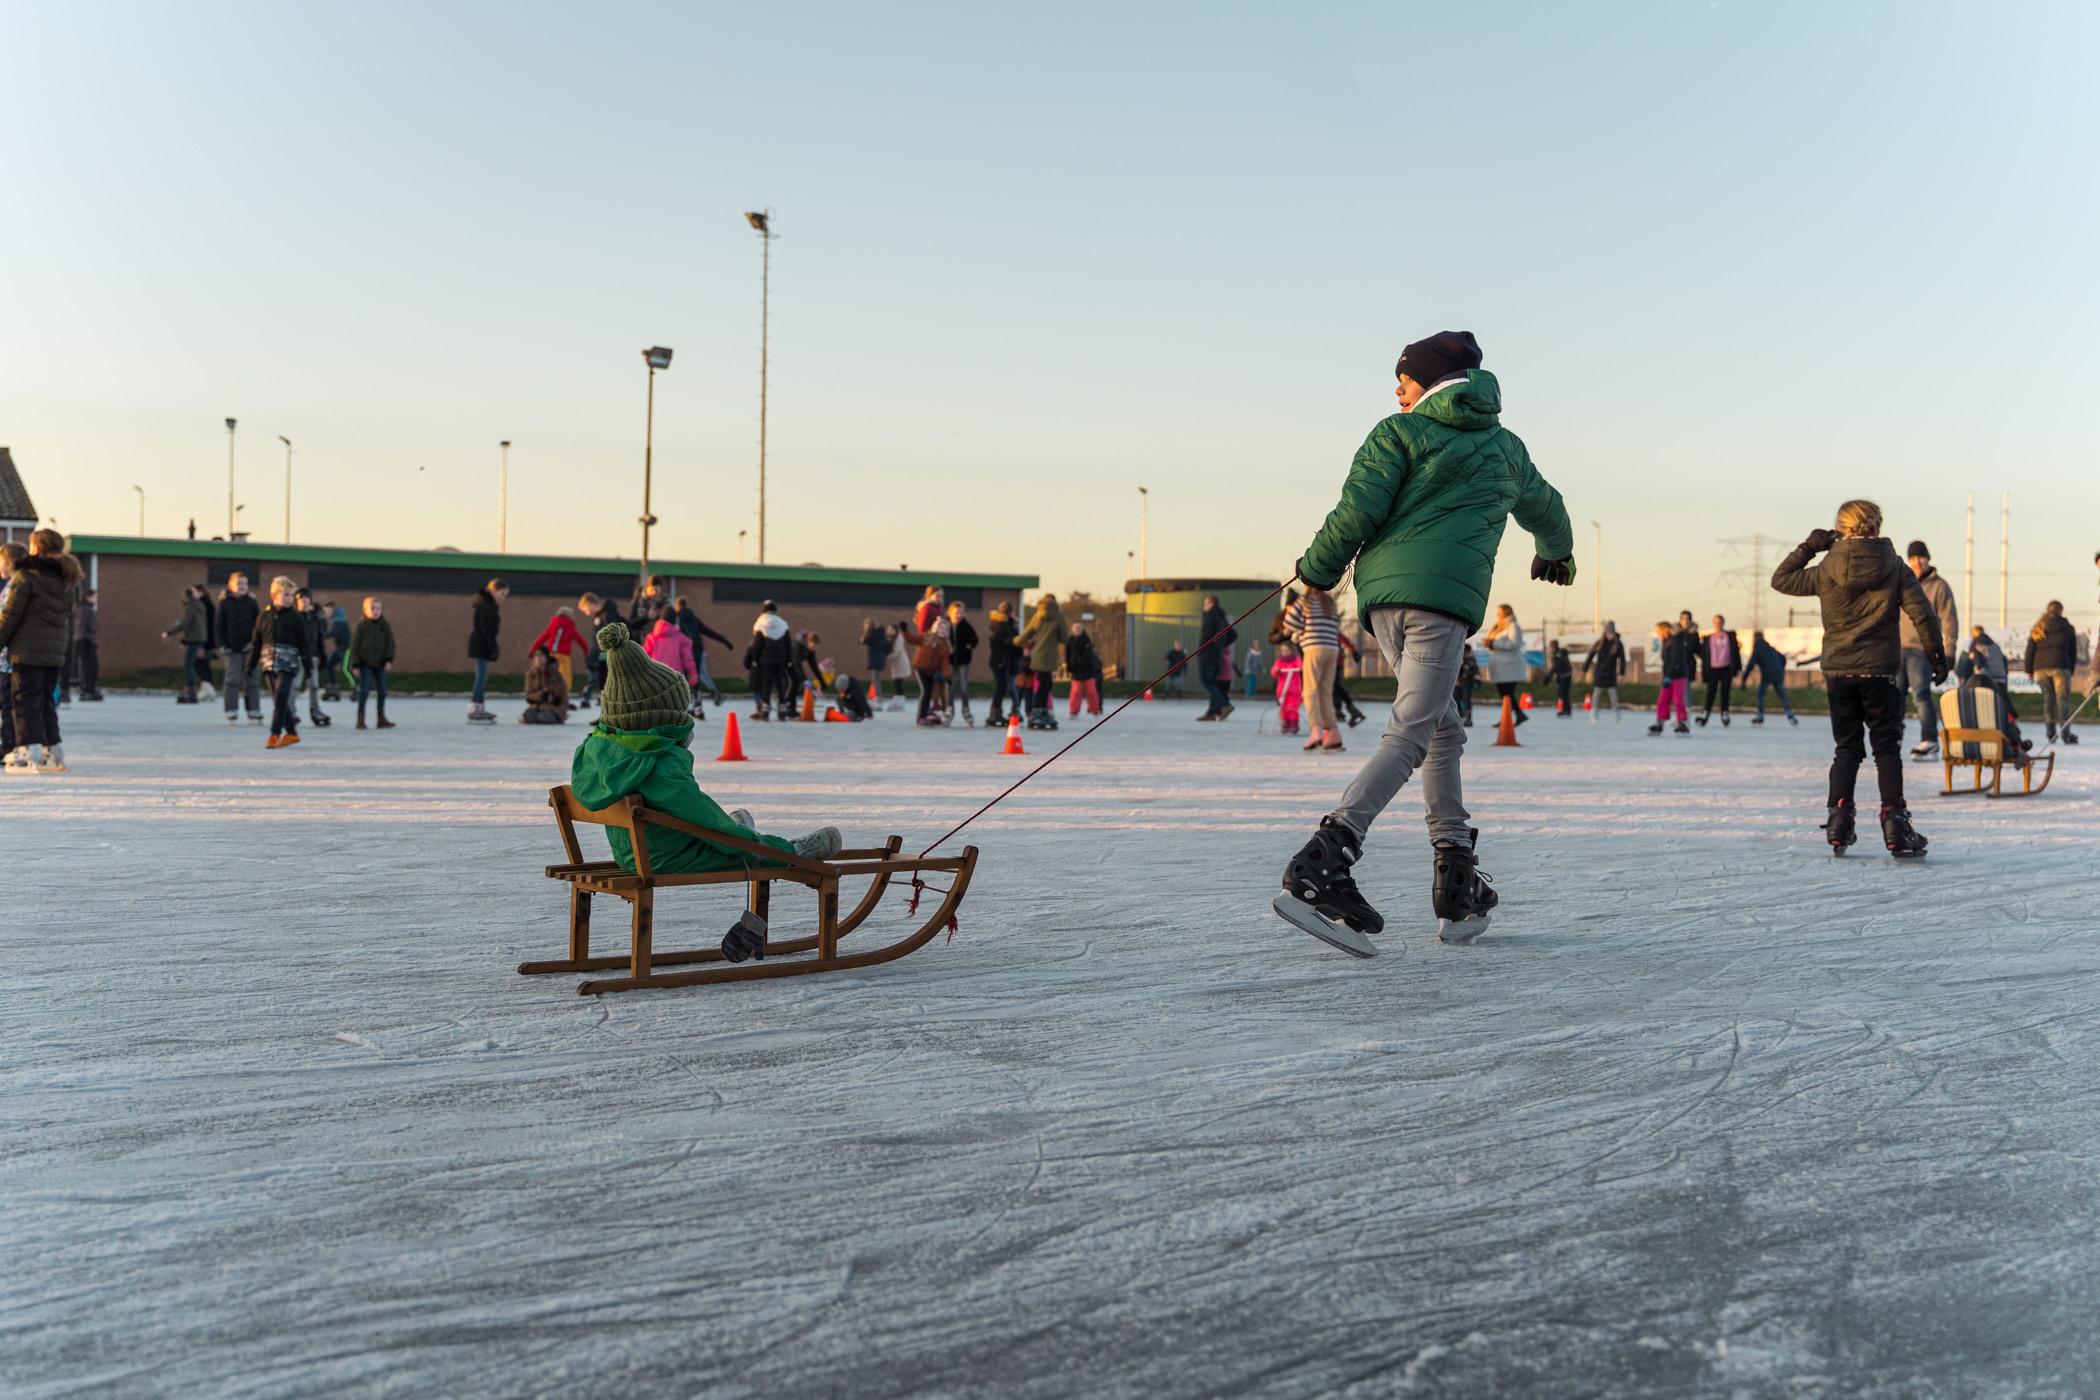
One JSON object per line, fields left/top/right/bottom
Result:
{"left": 531, "top": 607, "right": 592, "bottom": 694}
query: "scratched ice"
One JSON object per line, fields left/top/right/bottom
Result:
{"left": 5, "top": 697, "right": 2097, "bottom": 1397}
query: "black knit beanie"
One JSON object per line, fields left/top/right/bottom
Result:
{"left": 1395, "top": 331, "right": 1483, "bottom": 387}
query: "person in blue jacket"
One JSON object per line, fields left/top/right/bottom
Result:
{"left": 1742, "top": 629, "right": 1798, "bottom": 726}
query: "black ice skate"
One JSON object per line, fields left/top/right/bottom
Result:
{"left": 1880, "top": 804, "right": 1928, "bottom": 859}
{"left": 1647, "top": 723, "right": 1664, "bottom": 736}
{"left": 1432, "top": 829, "right": 1498, "bottom": 944}
{"left": 1273, "top": 817, "right": 1383, "bottom": 958}
{"left": 1673, "top": 722, "right": 1691, "bottom": 735}
{"left": 1823, "top": 799, "right": 1857, "bottom": 856}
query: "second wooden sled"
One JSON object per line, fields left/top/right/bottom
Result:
{"left": 1938, "top": 688, "right": 2054, "bottom": 799}
{"left": 523, "top": 785, "right": 977, "bottom": 995}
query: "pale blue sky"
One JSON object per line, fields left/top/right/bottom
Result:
{"left": 3, "top": 1, "right": 2095, "bottom": 629}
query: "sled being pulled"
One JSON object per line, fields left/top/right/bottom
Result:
{"left": 522, "top": 785, "right": 977, "bottom": 995}
{"left": 1938, "top": 688, "right": 2053, "bottom": 799}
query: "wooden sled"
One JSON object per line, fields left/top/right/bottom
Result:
{"left": 1938, "top": 688, "right": 2054, "bottom": 799}
{"left": 523, "top": 785, "right": 977, "bottom": 995}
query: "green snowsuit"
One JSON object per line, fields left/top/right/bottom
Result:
{"left": 569, "top": 719, "right": 797, "bottom": 875}
{"left": 1297, "top": 371, "right": 1572, "bottom": 631}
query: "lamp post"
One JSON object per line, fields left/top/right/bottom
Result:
{"left": 1590, "top": 519, "right": 1602, "bottom": 638}
{"left": 225, "top": 417, "right": 237, "bottom": 538}
{"left": 133, "top": 485, "right": 145, "bottom": 537}
{"left": 278, "top": 435, "right": 294, "bottom": 542}
{"left": 1137, "top": 486, "right": 1149, "bottom": 577}
{"left": 744, "top": 210, "right": 777, "bottom": 564}
{"left": 639, "top": 347, "right": 673, "bottom": 577}
{"left": 499, "top": 440, "right": 511, "bottom": 553}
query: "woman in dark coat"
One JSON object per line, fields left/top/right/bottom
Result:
{"left": 466, "top": 579, "right": 508, "bottom": 723}
{"left": 1585, "top": 621, "right": 1626, "bottom": 721}
{"left": 0, "top": 531, "right": 83, "bottom": 768}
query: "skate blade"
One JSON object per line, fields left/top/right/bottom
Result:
{"left": 1271, "top": 893, "right": 1378, "bottom": 959}
{"left": 1436, "top": 912, "right": 1492, "bottom": 945}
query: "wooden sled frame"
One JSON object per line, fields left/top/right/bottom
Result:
{"left": 1940, "top": 728, "right": 2054, "bottom": 799}
{"left": 522, "top": 785, "right": 976, "bottom": 995}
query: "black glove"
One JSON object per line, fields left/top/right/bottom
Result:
{"left": 1802, "top": 528, "right": 1837, "bottom": 554}
{"left": 1930, "top": 650, "right": 1950, "bottom": 685}
{"left": 1529, "top": 555, "right": 1577, "bottom": 586}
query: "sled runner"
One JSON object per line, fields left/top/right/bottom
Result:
{"left": 1937, "top": 689, "right": 2053, "bottom": 799}
{"left": 522, "top": 785, "right": 976, "bottom": 995}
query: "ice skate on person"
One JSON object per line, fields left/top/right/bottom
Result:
{"left": 1823, "top": 798, "right": 1858, "bottom": 855}
{"left": 1274, "top": 817, "right": 1383, "bottom": 958}
{"left": 34, "top": 744, "right": 66, "bottom": 774}
{"left": 1432, "top": 829, "right": 1497, "bottom": 944}
{"left": 467, "top": 703, "right": 496, "bottom": 724}
{"left": 1648, "top": 722, "right": 1664, "bottom": 736}
{"left": 1910, "top": 740, "right": 1938, "bottom": 760}
{"left": 1674, "top": 721, "right": 1690, "bottom": 734}
{"left": 1880, "top": 804, "right": 1928, "bottom": 858}
{"left": 3, "top": 746, "right": 35, "bottom": 775}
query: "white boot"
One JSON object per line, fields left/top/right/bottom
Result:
{"left": 36, "top": 744, "right": 66, "bottom": 773}
{"left": 3, "top": 746, "right": 34, "bottom": 773}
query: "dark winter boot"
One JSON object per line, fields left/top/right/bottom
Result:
{"left": 377, "top": 702, "right": 394, "bottom": 730}
{"left": 356, "top": 708, "right": 368, "bottom": 730}
{"left": 1822, "top": 799, "right": 1857, "bottom": 856}
{"left": 2063, "top": 727, "right": 2080, "bottom": 745}
{"left": 1880, "top": 804, "right": 1928, "bottom": 859}
{"left": 1274, "top": 816, "right": 1383, "bottom": 956}
{"left": 1432, "top": 829, "right": 1499, "bottom": 944}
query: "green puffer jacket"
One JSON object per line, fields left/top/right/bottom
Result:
{"left": 1298, "top": 372, "right": 1572, "bottom": 630}
{"left": 0, "top": 552, "right": 85, "bottom": 668}
{"left": 1020, "top": 598, "right": 1065, "bottom": 672}
{"left": 569, "top": 719, "right": 797, "bottom": 875}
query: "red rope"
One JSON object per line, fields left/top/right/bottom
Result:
{"left": 918, "top": 577, "right": 1298, "bottom": 855}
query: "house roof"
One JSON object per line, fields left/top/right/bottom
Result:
{"left": 0, "top": 447, "right": 36, "bottom": 523}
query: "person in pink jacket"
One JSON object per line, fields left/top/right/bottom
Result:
{"left": 642, "top": 617, "right": 701, "bottom": 714}
{"left": 1272, "top": 642, "right": 1305, "bottom": 736}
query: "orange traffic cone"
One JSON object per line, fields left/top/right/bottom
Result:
{"left": 718, "top": 710, "right": 749, "bottom": 761}
{"left": 1583, "top": 691, "right": 1593, "bottom": 711}
{"left": 867, "top": 681, "right": 880, "bottom": 705}
{"left": 1001, "top": 715, "right": 1026, "bottom": 755}
{"left": 798, "top": 684, "right": 817, "bottom": 722}
{"left": 1494, "top": 696, "right": 1521, "bottom": 747}
{"left": 1518, "top": 691, "right": 1534, "bottom": 711}
{"left": 824, "top": 705, "right": 853, "bottom": 723}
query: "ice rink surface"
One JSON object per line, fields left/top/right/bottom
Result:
{"left": 7, "top": 695, "right": 2098, "bottom": 1399}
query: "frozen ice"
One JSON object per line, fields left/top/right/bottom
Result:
{"left": 6, "top": 696, "right": 2099, "bottom": 1397}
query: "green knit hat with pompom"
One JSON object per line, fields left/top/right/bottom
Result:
{"left": 595, "top": 621, "right": 691, "bottom": 730}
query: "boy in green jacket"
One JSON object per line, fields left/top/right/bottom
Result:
{"left": 1275, "top": 331, "right": 1575, "bottom": 955}
{"left": 570, "top": 621, "right": 840, "bottom": 875}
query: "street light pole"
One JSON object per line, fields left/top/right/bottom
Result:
{"left": 744, "top": 211, "right": 777, "bottom": 564}
{"left": 1138, "top": 486, "right": 1149, "bottom": 577}
{"left": 225, "top": 417, "right": 237, "bottom": 538}
{"left": 278, "top": 435, "right": 293, "bottom": 542}
{"left": 639, "top": 348, "right": 673, "bottom": 578}
{"left": 133, "top": 485, "right": 145, "bottom": 537}
{"left": 499, "top": 440, "right": 511, "bottom": 553}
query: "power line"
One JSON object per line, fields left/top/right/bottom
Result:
{"left": 1713, "top": 534, "right": 1792, "bottom": 631}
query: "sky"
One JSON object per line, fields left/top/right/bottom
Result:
{"left": 3, "top": 0, "right": 2096, "bottom": 633}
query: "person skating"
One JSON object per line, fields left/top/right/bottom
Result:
{"left": 1742, "top": 629, "right": 1798, "bottom": 725}
{"left": 1771, "top": 500, "right": 1945, "bottom": 858}
{"left": 1195, "top": 595, "right": 1236, "bottom": 721}
{"left": 1284, "top": 584, "right": 1345, "bottom": 750}
{"left": 985, "top": 605, "right": 1022, "bottom": 725}
{"left": 1650, "top": 618, "right": 1699, "bottom": 735}
{"left": 69, "top": 588, "right": 101, "bottom": 702}
{"left": 642, "top": 614, "right": 700, "bottom": 718}
{"left": 750, "top": 600, "right": 796, "bottom": 721}
{"left": 321, "top": 600, "right": 350, "bottom": 701}
{"left": 672, "top": 595, "right": 732, "bottom": 705}
{"left": 1276, "top": 330, "right": 1574, "bottom": 954}
{"left": 217, "top": 572, "right": 263, "bottom": 724}
{"left": 2024, "top": 601, "right": 2081, "bottom": 744}
{"left": 1332, "top": 629, "right": 1369, "bottom": 727}
{"left": 946, "top": 601, "right": 979, "bottom": 726}
{"left": 1271, "top": 641, "right": 1304, "bottom": 734}
{"left": 629, "top": 574, "right": 673, "bottom": 634}
{"left": 163, "top": 585, "right": 212, "bottom": 702}
{"left": 574, "top": 593, "right": 622, "bottom": 708}
{"left": 1064, "top": 620, "right": 1104, "bottom": 718}
{"left": 467, "top": 579, "right": 508, "bottom": 723}
{"left": 1696, "top": 615, "right": 1741, "bottom": 727}
{"left": 1481, "top": 603, "right": 1529, "bottom": 725}
{"left": 1547, "top": 640, "right": 1573, "bottom": 716}
{"left": 348, "top": 596, "right": 396, "bottom": 729}
{"left": 882, "top": 622, "right": 914, "bottom": 712}
{"left": 531, "top": 606, "right": 593, "bottom": 698}
{"left": 1585, "top": 621, "right": 1626, "bottom": 720}
{"left": 1900, "top": 541, "right": 1960, "bottom": 757}
{"left": 1454, "top": 642, "right": 1479, "bottom": 727}
{"left": 0, "top": 545, "right": 19, "bottom": 768}
{"left": 570, "top": 622, "right": 840, "bottom": 876}
{"left": 252, "top": 577, "right": 310, "bottom": 749}
{"left": 0, "top": 529, "right": 83, "bottom": 773}
{"left": 907, "top": 611, "right": 953, "bottom": 726}
{"left": 295, "top": 588, "right": 333, "bottom": 727}
{"left": 1018, "top": 594, "right": 1064, "bottom": 730}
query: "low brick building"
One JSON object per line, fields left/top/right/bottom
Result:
{"left": 72, "top": 535, "right": 1034, "bottom": 683}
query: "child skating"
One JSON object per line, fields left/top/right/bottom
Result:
{"left": 1274, "top": 331, "right": 1574, "bottom": 954}
{"left": 1770, "top": 500, "right": 1945, "bottom": 857}
{"left": 1271, "top": 642, "right": 1304, "bottom": 734}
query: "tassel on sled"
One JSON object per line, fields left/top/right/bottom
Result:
{"left": 522, "top": 785, "right": 977, "bottom": 995}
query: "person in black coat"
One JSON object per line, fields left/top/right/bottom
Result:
{"left": 1547, "top": 640, "right": 1574, "bottom": 715}
{"left": 2023, "top": 602, "right": 2082, "bottom": 742}
{"left": 1197, "top": 596, "right": 1237, "bottom": 721}
{"left": 984, "top": 605, "right": 1023, "bottom": 726}
{"left": 1064, "top": 621, "right": 1104, "bottom": 718}
{"left": 1650, "top": 618, "right": 1702, "bottom": 735}
{"left": 1697, "top": 615, "right": 1742, "bottom": 727}
{"left": 946, "top": 601, "right": 980, "bottom": 726}
{"left": 671, "top": 595, "right": 731, "bottom": 704}
{"left": 467, "top": 579, "right": 509, "bottom": 721}
{"left": 216, "top": 573, "right": 263, "bottom": 722}
{"left": 1585, "top": 622, "right": 1626, "bottom": 720}
{"left": 1742, "top": 630, "right": 1798, "bottom": 725}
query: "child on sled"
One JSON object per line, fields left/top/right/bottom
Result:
{"left": 570, "top": 622, "right": 840, "bottom": 874}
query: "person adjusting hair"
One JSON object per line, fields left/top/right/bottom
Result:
{"left": 1275, "top": 330, "right": 1575, "bottom": 955}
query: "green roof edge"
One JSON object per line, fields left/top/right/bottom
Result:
{"left": 69, "top": 535, "right": 1037, "bottom": 590}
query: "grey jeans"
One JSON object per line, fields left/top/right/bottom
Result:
{"left": 1899, "top": 649, "right": 1937, "bottom": 740}
{"left": 1328, "top": 607, "right": 1472, "bottom": 846}
{"left": 222, "top": 647, "right": 261, "bottom": 714}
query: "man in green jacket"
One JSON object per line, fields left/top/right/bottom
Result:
{"left": 1275, "top": 332, "right": 1575, "bottom": 955}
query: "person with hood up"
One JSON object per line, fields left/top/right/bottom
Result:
{"left": 1018, "top": 593, "right": 1065, "bottom": 730}
{"left": 1771, "top": 499, "right": 1945, "bottom": 857}
{"left": 1742, "top": 629, "right": 1798, "bottom": 726}
{"left": 1900, "top": 541, "right": 1961, "bottom": 758}
{"left": 0, "top": 529, "right": 84, "bottom": 772}
{"left": 2023, "top": 601, "right": 2081, "bottom": 744}
{"left": 750, "top": 600, "right": 795, "bottom": 721}
{"left": 985, "top": 604, "right": 1022, "bottom": 726}
{"left": 1585, "top": 622, "right": 1626, "bottom": 720}
{"left": 642, "top": 613, "right": 701, "bottom": 717}
{"left": 1278, "top": 331, "right": 1574, "bottom": 952}
{"left": 467, "top": 578, "right": 508, "bottom": 724}
{"left": 569, "top": 622, "right": 840, "bottom": 874}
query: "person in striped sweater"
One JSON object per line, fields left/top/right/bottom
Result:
{"left": 1283, "top": 585, "right": 1346, "bottom": 752}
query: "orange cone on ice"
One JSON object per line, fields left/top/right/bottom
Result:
{"left": 867, "top": 681, "right": 880, "bottom": 705}
{"left": 798, "top": 684, "right": 817, "bottom": 722}
{"left": 717, "top": 710, "right": 749, "bottom": 762}
{"left": 1494, "top": 696, "right": 1521, "bottom": 748}
{"left": 824, "top": 705, "right": 853, "bottom": 722}
{"left": 1001, "top": 715, "right": 1026, "bottom": 755}
{"left": 1518, "top": 691, "right": 1534, "bottom": 711}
